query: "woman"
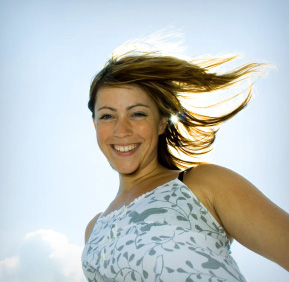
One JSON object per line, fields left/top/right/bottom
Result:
{"left": 81, "top": 44, "right": 289, "bottom": 281}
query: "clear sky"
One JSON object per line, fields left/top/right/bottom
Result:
{"left": 0, "top": 0, "right": 288, "bottom": 281}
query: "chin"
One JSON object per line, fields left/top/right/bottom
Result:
{"left": 110, "top": 163, "right": 139, "bottom": 175}
{"left": 118, "top": 168, "right": 139, "bottom": 175}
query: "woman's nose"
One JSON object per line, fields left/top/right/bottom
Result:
{"left": 113, "top": 118, "right": 132, "bottom": 138}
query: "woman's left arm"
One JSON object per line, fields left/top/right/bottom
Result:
{"left": 191, "top": 164, "right": 289, "bottom": 271}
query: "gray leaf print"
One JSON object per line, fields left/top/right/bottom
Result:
{"left": 82, "top": 178, "right": 247, "bottom": 282}
{"left": 126, "top": 240, "right": 134, "bottom": 245}
{"left": 200, "top": 215, "right": 207, "bottom": 223}
{"left": 136, "top": 257, "right": 143, "bottom": 266}
{"left": 177, "top": 216, "right": 188, "bottom": 221}
{"left": 143, "top": 270, "right": 148, "bottom": 278}
{"left": 128, "top": 208, "right": 168, "bottom": 224}
{"left": 185, "top": 260, "right": 194, "bottom": 269}
{"left": 131, "top": 271, "right": 136, "bottom": 281}
{"left": 129, "top": 254, "right": 135, "bottom": 262}
{"left": 177, "top": 268, "right": 187, "bottom": 273}
{"left": 187, "top": 203, "right": 193, "bottom": 212}
{"left": 149, "top": 248, "right": 156, "bottom": 255}
{"left": 165, "top": 267, "right": 174, "bottom": 273}
{"left": 182, "top": 192, "right": 191, "bottom": 198}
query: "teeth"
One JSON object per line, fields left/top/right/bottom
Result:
{"left": 114, "top": 144, "right": 137, "bottom": 152}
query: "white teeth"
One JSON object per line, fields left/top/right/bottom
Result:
{"left": 114, "top": 144, "right": 137, "bottom": 152}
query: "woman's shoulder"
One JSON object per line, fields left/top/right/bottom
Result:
{"left": 85, "top": 212, "right": 102, "bottom": 244}
{"left": 184, "top": 164, "right": 289, "bottom": 271}
{"left": 183, "top": 163, "right": 251, "bottom": 241}
{"left": 184, "top": 163, "right": 256, "bottom": 205}
{"left": 184, "top": 163, "right": 248, "bottom": 191}
{"left": 186, "top": 162, "right": 236, "bottom": 175}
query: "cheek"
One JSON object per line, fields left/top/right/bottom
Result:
{"left": 96, "top": 125, "right": 110, "bottom": 147}
{"left": 138, "top": 123, "right": 160, "bottom": 140}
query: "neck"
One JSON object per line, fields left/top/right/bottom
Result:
{"left": 117, "top": 162, "right": 170, "bottom": 197}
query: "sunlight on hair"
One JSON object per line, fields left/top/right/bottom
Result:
{"left": 170, "top": 115, "right": 179, "bottom": 123}
{"left": 90, "top": 30, "right": 269, "bottom": 169}
{"left": 112, "top": 30, "right": 191, "bottom": 60}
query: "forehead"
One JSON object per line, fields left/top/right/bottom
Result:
{"left": 95, "top": 84, "right": 157, "bottom": 108}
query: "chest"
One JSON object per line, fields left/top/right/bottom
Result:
{"left": 83, "top": 181, "right": 235, "bottom": 282}
{"left": 102, "top": 176, "right": 179, "bottom": 217}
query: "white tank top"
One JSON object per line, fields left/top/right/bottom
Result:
{"left": 82, "top": 178, "right": 247, "bottom": 282}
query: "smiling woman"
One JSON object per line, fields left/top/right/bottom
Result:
{"left": 93, "top": 85, "right": 167, "bottom": 176}
{"left": 81, "top": 38, "right": 289, "bottom": 282}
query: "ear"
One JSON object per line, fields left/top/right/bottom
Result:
{"left": 92, "top": 117, "right": 96, "bottom": 129}
{"left": 158, "top": 116, "right": 168, "bottom": 135}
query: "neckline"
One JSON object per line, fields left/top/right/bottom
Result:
{"left": 99, "top": 177, "right": 182, "bottom": 221}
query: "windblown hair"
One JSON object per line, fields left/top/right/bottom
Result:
{"left": 88, "top": 50, "right": 265, "bottom": 170}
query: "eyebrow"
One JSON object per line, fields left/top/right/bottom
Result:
{"left": 97, "top": 103, "right": 150, "bottom": 111}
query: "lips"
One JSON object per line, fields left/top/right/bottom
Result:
{"left": 113, "top": 144, "right": 139, "bottom": 152}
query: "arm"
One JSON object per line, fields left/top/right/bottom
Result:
{"left": 185, "top": 164, "right": 289, "bottom": 271}
{"left": 84, "top": 212, "right": 101, "bottom": 244}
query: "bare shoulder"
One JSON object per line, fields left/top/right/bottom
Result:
{"left": 185, "top": 163, "right": 289, "bottom": 270}
{"left": 85, "top": 212, "right": 102, "bottom": 244}
{"left": 184, "top": 163, "right": 268, "bottom": 222}
{"left": 185, "top": 163, "right": 274, "bottom": 209}
{"left": 184, "top": 163, "right": 255, "bottom": 197}
{"left": 183, "top": 164, "right": 246, "bottom": 238}
{"left": 185, "top": 163, "right": 247, "bottom": 184}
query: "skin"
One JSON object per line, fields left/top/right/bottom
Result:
{"left": 85, "top": 84, "right": 289, "bottom": 271}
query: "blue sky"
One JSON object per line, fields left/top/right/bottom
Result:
{"left": 1, "top": 0, "right": 288, "bottom": 281}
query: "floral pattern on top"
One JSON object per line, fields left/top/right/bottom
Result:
{"left": 82, "top": 178, "right": 247, "bottom": 282}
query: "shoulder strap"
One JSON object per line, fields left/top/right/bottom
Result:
{"left": 178, "top": 167, "right": 193, "bottom": 182}
{"left": 178, "top": 170, "right": 185, "bottom": 182}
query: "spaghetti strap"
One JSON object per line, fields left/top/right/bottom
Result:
{"left": 178, "top": 167, "right": 193, "bottom": 182}
{"left": 178, "top": 170, "right": 185, "bottom": 182}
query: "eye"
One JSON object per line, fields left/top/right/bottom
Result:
{"left": 132, "top": 112, "right": 147, "bottom": 118}
{"left": 100, "top": 114, "right": 113, "bottom": 120}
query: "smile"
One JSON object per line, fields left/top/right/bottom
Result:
{"left": 113, "top": 144, "right": 139, "bottom": 152}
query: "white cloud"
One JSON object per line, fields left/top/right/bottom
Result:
{"left": 0, "top": 229, "right": 86, "bottom": 282}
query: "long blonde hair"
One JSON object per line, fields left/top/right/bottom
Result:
{"left": 88, "top": 45, "right": 266, "bottom": 169}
